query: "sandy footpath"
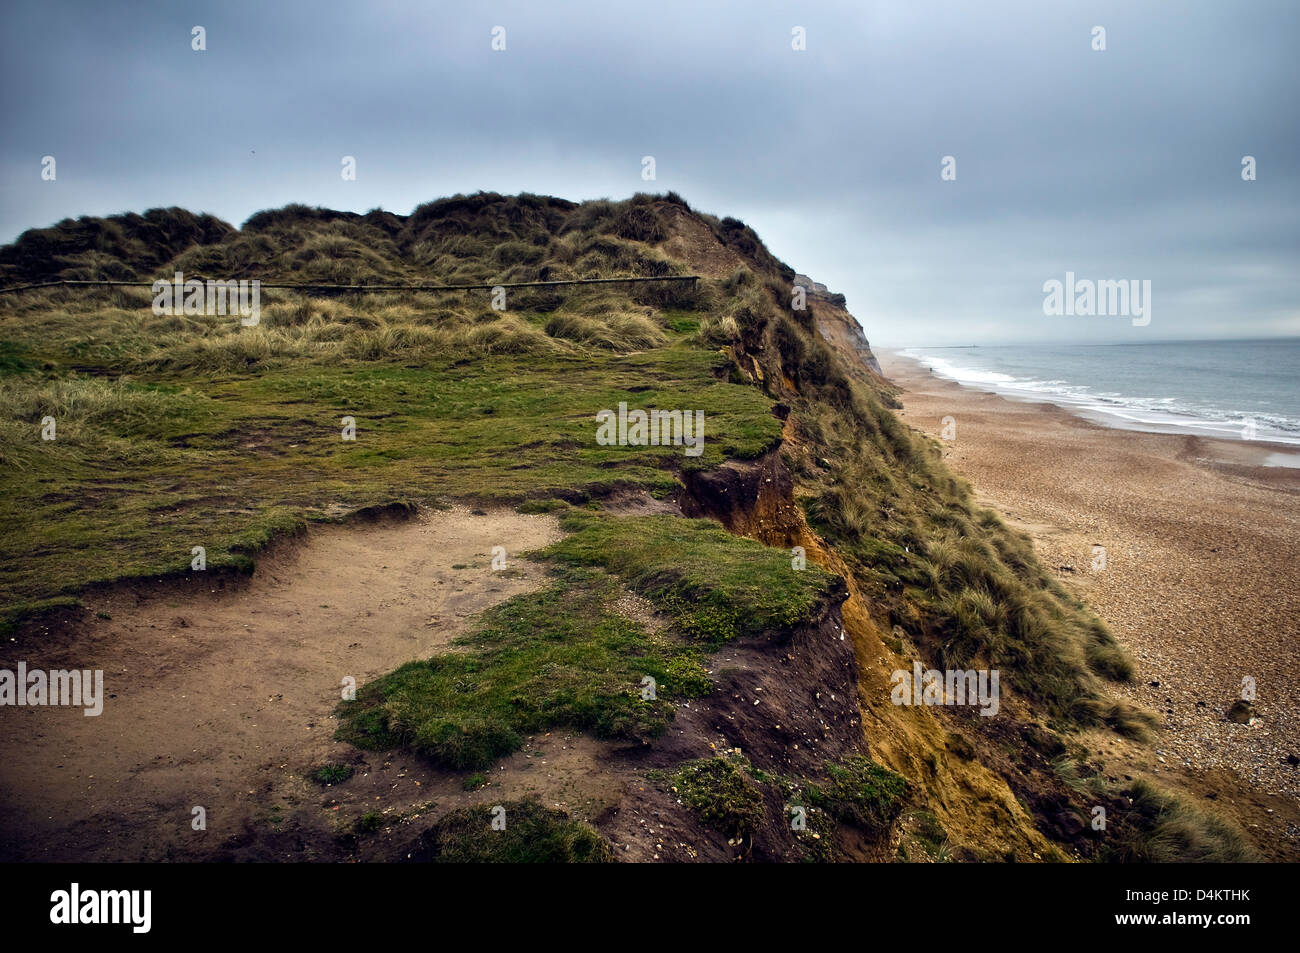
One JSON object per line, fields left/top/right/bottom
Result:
{"left": 0, "top": 505, "right": 566, "bottom": 860}
{"left": 877, "top": 351, "right": 1300, "bottom": 815}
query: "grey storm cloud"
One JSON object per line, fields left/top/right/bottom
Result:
{"left": 1, "top": 0, "right": 1296, "bottom": 344}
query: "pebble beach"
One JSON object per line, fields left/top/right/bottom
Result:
{"left": 879, "top": 350, "right": 1300, "bottom": 812}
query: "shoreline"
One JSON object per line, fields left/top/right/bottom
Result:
{"left": 879, "top": 348, "right": 1300, "bottom": 498}
{"left": 896, "top": 347, "right": 1300, "bottom": 464}
{"left": 876, "top": 349, "right": 1300, "bottom": 832}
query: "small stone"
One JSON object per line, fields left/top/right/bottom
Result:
{"left": 1226, "top": 700, "right": 1256, "bottom": 724}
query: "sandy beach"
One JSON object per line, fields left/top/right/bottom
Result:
{"left": 878, "top": 350, "right": 1300, "bottom": 843}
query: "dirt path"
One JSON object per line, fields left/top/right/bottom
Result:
{"left": 0, "top": 505, "right": 563, "bottom": 860}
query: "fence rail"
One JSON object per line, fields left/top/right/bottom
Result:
{"left": 0, "top": 275, "right": 701, "bottom": 296}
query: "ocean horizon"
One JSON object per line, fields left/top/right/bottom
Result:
{"left": 898, "top": 338, "right": 1300, "bottom": 450}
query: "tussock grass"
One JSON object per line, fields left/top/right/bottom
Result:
{"left": 0, "top": 375, "right": 201, "bottom": 433}
{"left": 699, "top": 313, "right": 739, "bottom": 345}
{"left": 704, "top": 249, "right": 1144, "bottom": 736}
{"left": 0, "top": 375, "right": 211, "bottom": 471}
{"left": 543, "top": 311, "right": 667, "bottom": 351}
{"left": 1103, "top": 780, "right": 1258, "bottom": 862}
{"left": 790, "top": 388, "right": 1145, "bottom": 731}
{"left": 0, "top": 207, "right": 233, "bottom": 284}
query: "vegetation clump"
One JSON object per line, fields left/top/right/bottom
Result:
{"left": 545, "top": 512, "right": 838, "bottom": 644}
{"left": 313, "top": 763, "right": 354, "bottom": 785}
{"left": 336, "top": 564, "right": 715, "bottom": 769}
{"left": 1101, "top": 780, "right": 1257, "bottom": 863}
{"left": 414, "top": 798, "right": 611, "bottom": 863}
{"left": 672, "top": 757, "right": 765, "bottom": 839}
{"left": 801, "top": 755, "right": 909, "bottom": 833}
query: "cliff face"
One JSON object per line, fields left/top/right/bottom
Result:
{"left": 794, "top": 273, "right": 884, "bottom": 377}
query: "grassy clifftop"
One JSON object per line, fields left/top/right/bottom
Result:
{"left": 0, "top": 192, "right": 1245, "bottom": 861}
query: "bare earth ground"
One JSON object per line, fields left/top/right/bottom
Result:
{"left": 0, "top": 497, "right": 848, "bottom": 863}
{"left": 878, "top": 350, "right": 1300, "bottom": 853}
{"left": 3, "top": 484, "right": 881, "bottom": 864}
{"left": 0, "top": 505, "right": 576, "bottom": 861}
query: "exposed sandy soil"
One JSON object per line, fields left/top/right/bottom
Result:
{"left": 0, "top": 504, "right": 565, "bottom": 860}
{"left": 878, "top": 350, "right": 1300, "bottom": 857}
{"left": 0, "top": 492, "right": 880, "bottom": 864}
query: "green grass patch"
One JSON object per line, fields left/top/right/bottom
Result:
{"left": 671, "top": 757, "right": 765, "bottom": 839}
{"left": 0, "top": 340, "right": 34, "bottom": 374}
{"left": 313, "top": 763, "right": 354, "bottom": 785}
{"left": 801, "top": 755, "right": 908, "bottom": 833}
{"left": 545, "top": 512, "right": 838, "bottom": 644}
{"left": 414, "top": 798, "right": 611, "bottom": 863}
{"left": 662, "top": 312, "right": 701, "bottom": 335}
{"left": 335, "top": 567, "right": 712, "bottom": 769}
{"left": 335, "top": 513, "right": 826, "bottom": 770}
{"left": 0, "top": 341, "right": 780, "bottom": 613}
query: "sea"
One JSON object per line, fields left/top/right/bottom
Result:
{"left": 900, "top": 339, "right": 1300, "bottom": 461}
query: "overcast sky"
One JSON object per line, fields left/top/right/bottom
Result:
{"left": 1, "top": 0, "right": 1296, "bottom": 346}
